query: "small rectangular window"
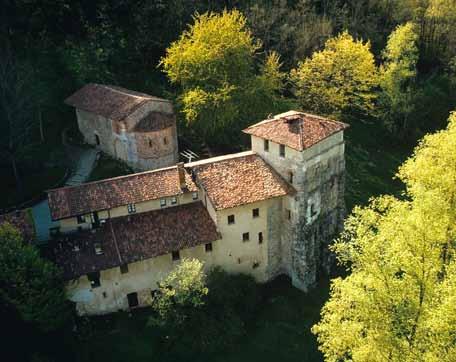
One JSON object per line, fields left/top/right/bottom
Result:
{"left": 286, "top": 209, "right": 291, "bottom": 221}
{"left": 242, "top": 232, "right": 250, "bottom": 242}
{"left": 252, "top": 208, "right": 259, "bottom": 218}
{"left": 288, "top": 172, "right": 294, "bottom": 184}
{"left": 258, "top": 232, "right": 263, "bottom": 244}
{"left": 171, "top": 196, "right": 177, "bottom": 205}
{"left": 88, "top": 272, "right": 101, "bottom": 288}
{"left": 149, "top": 139, "right": 153, "bottom": 148}
{"left": 311, "top": 204, "right": 317, "bottom": 216}
{"left": 77, "top": 215, "right": 86, "bottom": 224}
{"left": 163, "top": 137, "right": 168, "bottom": 145}
{"left": 192, "top": 192, "right": 199, "bottom": 200}
{"left": 127, "top": 292, "right": 139, "bottom": 308}
{"left": 205, "top": 243, "right": 213, "bottom": 252}
{"left": 264, "top": 139, "right": 269, "bottom": 152}
{"left": 127, "top": 203, "right": 136, "bottom": 214}
{"left": 172, "top": 250, "right": 180, "bottom": 261}
{"left": 279, "top": 144, "right": 286, "bottom": 157}
{"left": 228, "top": 215, "right": 235, "bottom": 225}
{"left": 160, "top": 199, "right": 166, "bottom": 207}
{"left": 120, "top": 264, "right": 129, "bottom": 274}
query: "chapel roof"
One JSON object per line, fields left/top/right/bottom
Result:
{"left": 65, "top": 83, "right": 170, "bottom": 122}
{"left": 47, "top": 166, "right": 198, "bottom": 220}
{"left": 50, "top": 202, "right": 220, "bottom": 279}
{"left": 243, "top": 111, "right": 348, "bottom": 151}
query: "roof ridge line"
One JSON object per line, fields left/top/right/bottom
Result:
{"left": 47, "top": 164, "right": 179, "bottom": 193}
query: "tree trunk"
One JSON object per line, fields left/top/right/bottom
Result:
{"left": 39, "top": 107, "right": 44, "bottom": 143}
{"left": 11, "top": 156, "right": 23, "bottom": 200}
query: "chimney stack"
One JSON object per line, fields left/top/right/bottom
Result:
{"left": 177, "top": 162, "right": 186, "bottom": 190}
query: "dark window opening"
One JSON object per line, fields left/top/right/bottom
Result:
{"left": 288, "top": 172, "right": 294, "bottom": 184}
{"left": 205, "top": 243, "right": 213, "bottom": 252}
{"left": 172, "top": 250, "right": 180, "bottom": 261}
{"left": 252, "top": 261, "right": 260, "bottom": 269}
{"left": 286, "top": 209, "right": 291, "bottom": 220}
{"left": 171, "top": 196, "right": 177, "bottom": 205}
{"left": 149, "top": 139, "right": 153, "bottom": 147}
{"left": 264, "top": 139, "right": 269, "bottom": 152}
{"left": 127, "top": 204, "right": 136, "bottom": 214}
{"left": 77, "top": 215, "right": 86, "bottom": 224}
{"left": 160, "top": 199, "right": 166, "bottom": 207}
{"left": 88, "top": 271, "right": 101, "bottom": 288}
{"left": 258, "top": 232, "right": 263, "bottom": 244}
{"left": 127, "top": 292, "right": 139, "bottom": 308}
{"left": 102, "top": 291, "right": 107, "bottom": 298}
{"left": 279, "top": 144, "right": 285, "bottom": 157}
{"left": 163, "top": 137, "right": 168, "bottom": 145}
{"left": 228, "top": 215, "right": 235, "bottom": 225}
{"left": 91, "top": 212, "right": 100, "bottom": 228}
{"left": 95, "top": 134, "right": 100, "bottom": 145}
{"left": 242, "top": 232, "right": 250, "bottom": 242}
{"left": 311, "top": 204, "right": 317, "bottom": 216}
{"left": 120, "top": 264, "right": 129, "bottom": 274}
{"left": 252, "top": 208, "right": 259, "bottom": 218}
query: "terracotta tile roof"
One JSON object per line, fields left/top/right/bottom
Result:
{"left": 50, "top": 202, "right": 220, "bottom": 279}
{"left": 191, "top": 152, "right": 295, "bottom": 210}
{"left": 0, "top": 209, "right": 35, "bottom": 243}
{"left": 133, "top": 112, "right": 175, "bottom": 132}
{"left": 65, "top": 83, "right": 170, "bottom": 122}
{"left": 243, "top": 111, "right": 348, "bottom": 151}
{"left": 47, "top": 166, "right": 198, "bottom": 220}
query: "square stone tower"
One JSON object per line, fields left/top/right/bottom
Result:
{"left": 244, "top": 111, "right": 348, "bottom": 291}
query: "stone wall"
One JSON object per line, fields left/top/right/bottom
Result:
{"left": 251, "top": 132, "right": 346, "bottom": 291}
{"left": 75, "top": 100, "right": 178, "bottom": 172}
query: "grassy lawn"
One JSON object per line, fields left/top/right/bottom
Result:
{"left": 75, "top": 276, "right": 328, "bottom": 362}
{"left": 88, "top": 154, "right": 134, "bottom": 182}
{"left": 344, "top": 120, "right": 413, "bottom": 211}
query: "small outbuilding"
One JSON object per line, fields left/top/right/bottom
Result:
{"left": 65, "top": 83, "right": 179, "bottom": 171}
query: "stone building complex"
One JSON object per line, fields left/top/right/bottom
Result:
{"left": 47, "top": 109, "right": 348, "bottom": 315}
{"left": 66, "top": 83, "right": 179, "bottom": 171}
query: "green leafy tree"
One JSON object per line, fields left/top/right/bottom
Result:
{"left": 313, "top": 111, "right": 456, "bottom": 362}
{"left": 161, "top": 10, "right": 287, "bottom": 146}
{"left": 0, "top": 223, "right": 70, "bottom": 332}
{"left": 290, "top": 31, "right": 378, "bottom": 118}
{"left": 150, "top": 258, "right": 208, "bottom": 330}
{"left": 379, "top": 22, "right": 419, "bottom": 135}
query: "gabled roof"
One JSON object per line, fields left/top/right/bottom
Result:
{"left": 243, "top": 111, "right": 349, "bottom": 151}
{"left": 47, "top": 166, "right": 198, "bottom": 220}
{"left": 190, "top": 152, "right": 295, "bottom": 210}
{"left": 51, "top": 202, "right": 220, "bottom": 279}
{"left": 65, "top": 83, "right": 170, "bottom": 122}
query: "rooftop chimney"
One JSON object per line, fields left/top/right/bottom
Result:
{"left": 177, "top": 162, "right": 186, "bottom": 190}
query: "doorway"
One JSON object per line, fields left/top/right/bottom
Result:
{"left": 127, "top": 292, "right": 139, "bottom": 308}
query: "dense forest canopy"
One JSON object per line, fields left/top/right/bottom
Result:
{"left": 1, "top": 0, "right": 455, "bottom": 201}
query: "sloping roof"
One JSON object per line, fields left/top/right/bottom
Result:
{"left": 51, "top": 202, "right": 220, "bottom": 279}
{"left": 243, "top": 111, "right": 348, "bottom": 151}
{"left": 190, "top": 152, "right": 295, "bottom": 210}
{"left": 0, "top": 209, "right": 35, "bottom": 243}
{"left": 47, "top": 166, "right": 198, "bottom": 220}
{"left": 65, "top": 83, "right": 170, "bottom": 122}
{"left": 133, "top": 112, "right": 175, "bottom": 132}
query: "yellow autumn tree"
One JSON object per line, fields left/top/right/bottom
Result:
{"left": 312, "top": 111, "right": 456, "bottom": 362}
{"left": 290, "top": 31, "right": 378, "bottom": 118}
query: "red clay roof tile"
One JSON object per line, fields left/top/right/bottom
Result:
{"left": 51, "top": 202, "right": 220, "bottom": 279}
{"left": 191, "top": 153, "right": 295, "bottom": 210}
{"left": 47, "top": 166, "right": 198, "bottom": 220}
{"left": 243, "top": 111, "right": 348, "bottom": 151}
